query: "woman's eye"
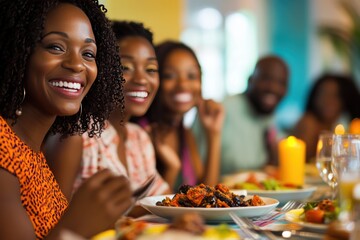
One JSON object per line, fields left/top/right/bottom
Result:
{"left": 47, "top": 44, "right": 64, "bottom": 52}
{"left": 83, "top": 51, "right": 96, "bottom": 60}
{"left": 122, "top": 64, "right": 134, "bottom": 72}
{"left": 162, "top": 72, "right": 176, "bottom": 79}
{"left": 188, "top": 73, "right": 199, "bottom": 80}
{"left": 147, "top": 68, "right": 158, "bottom": 74}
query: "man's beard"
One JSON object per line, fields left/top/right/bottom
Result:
{"left": 248, "top": 94, "right": 276, "bottom": 115}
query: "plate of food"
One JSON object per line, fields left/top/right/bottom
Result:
{"left": 139, "top": 183, "right": 279, "bottom": 221}
{"left": 224, "top": 172, "right": 317, "bottom": 204}
{"left": 285, "top": 199, "right": 339, "bottom": 231}
{"left": 244, "top": 185, "right": 317, "bottom": 205}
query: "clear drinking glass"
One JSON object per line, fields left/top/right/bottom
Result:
{"left": 332, "top": 134, "right": 360, "bottom": 221}
{"left": 316, "top": 133, "right": 338, "bottom": 199}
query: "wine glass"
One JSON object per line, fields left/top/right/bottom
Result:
{"left": 316, "top": 133, "right": 337, "bottom": 199}
{"left": 332, "top": 134, "right": 360, "bottom": 221}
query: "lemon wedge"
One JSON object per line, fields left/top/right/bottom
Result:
{"left": 286, "top": 208, "right": 304, "bottom": 222}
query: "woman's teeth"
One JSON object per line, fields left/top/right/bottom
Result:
{"left": 51, "top": 81, "right": 81, "bottom": 90}
{"left": 174, "top": 93, "right": 192, "bottom": 103}
{"left": 126, "top": 91, "right": 149, "bottom": 98}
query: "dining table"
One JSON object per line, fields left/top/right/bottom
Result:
{"left": 92, "top": 170, "right": 360, "bottom": 240}
{"left": 90, "top": 182, "right": 353, "bottom": 240}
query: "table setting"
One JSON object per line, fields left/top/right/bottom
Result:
{"left": 90, "top": 128, "right": 360, "bottom": 239}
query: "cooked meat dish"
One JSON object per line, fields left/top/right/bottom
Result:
{"left": 156, "top": 183, "right": 265, "bottom": 208}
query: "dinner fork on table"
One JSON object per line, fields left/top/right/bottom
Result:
{"left": 230, "top": 212, "right": 324, "bottom": 240}
{"left": 253, "top": 200, "right": 305, "bottom": 226}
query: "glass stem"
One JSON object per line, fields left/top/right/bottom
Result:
{"left": 331, "top": 184, "right": 338, "bottom": 201}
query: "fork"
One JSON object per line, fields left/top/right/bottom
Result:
{"left": 124, "top": 174, "right": 156, "bottom": 216}
{"left": 229, "top": 213, "right": 278, "bottom": 240}
{"left": 132, "top": 174, "right": 156, "bottom": 199}
{"left": 229, "top": 212, "right": 262, "bottom": 240}
{"left": 253, "top": 201, "right": 305, "bottom": 227}
{"left": 230, "top": 212, "right": 324, "bottom": 240}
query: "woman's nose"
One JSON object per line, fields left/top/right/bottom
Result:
{"left": 176, "top": 76, "right": 189, "bottom": 89}
{"left": 62, "top": 51, "right": 86, "bottom": 73}
{"left": 132, "top": 68, "right": 147, "bottom": 85}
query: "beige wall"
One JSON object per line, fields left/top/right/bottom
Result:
{"left": 104, "top": 0, "right": 183, "bottom": 43}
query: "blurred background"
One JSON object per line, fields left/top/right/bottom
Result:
{"left": 100, "top": 0, "right": 360, "bottom": 133}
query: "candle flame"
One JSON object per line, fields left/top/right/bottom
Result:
{"left": 287, "top": 136, "right": 298, "bottom": 146}
{"left": 334, "top": 124, "right": 345, "bottom": 135}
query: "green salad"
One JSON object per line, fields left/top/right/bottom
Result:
{"left": 234, "top": 179, "right": 302, "bottom": 190}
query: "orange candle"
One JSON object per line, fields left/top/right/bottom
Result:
{"left": 350, "top": 119, "right": 360, "bottom": 134}
{"left": 278, "top": 136, "right": 306, "bottom": 186}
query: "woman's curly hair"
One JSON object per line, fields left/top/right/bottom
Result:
{"left": 0, "top": 0, "right": 124, "bottom": 138}
{"left": 111, "top": 20, "right": 154, "bottom": 47}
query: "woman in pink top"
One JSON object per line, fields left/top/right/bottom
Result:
{"left": 44, "top": 21, "right": 170, "bottom": 213}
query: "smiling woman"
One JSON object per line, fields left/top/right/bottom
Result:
{"left": 26, "top": 4, "right": 98, "bottom": 117}
{"left": 43, "top": 20, "right": 170, "bottom": 219}
{"left": 0, "top": 0, "right": 132, "bottom": 239}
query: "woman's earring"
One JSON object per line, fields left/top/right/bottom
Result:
{"left": 15, "top": 88, "right": 26, "bottom": 116}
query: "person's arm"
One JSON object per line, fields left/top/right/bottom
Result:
{"left": 47, "top": 170, "right": 132, "bottom": 239}
{"left": 0, "top": 169, "right": 36, "bottom": 240}
{"left": 265, "top": 126, "right": 279, "bottom": 167}
{"left": 191, "top": 99, "right": 224, "bottom": 186}
{"left": 43, "top": 134, "right": 83, "bottom": 200}
{"left": 153, "top": 140, "right": 181, "bottom": 190}
{"left": 292, "top": 113, "right": 320, "bottom": 163}
{"left": 148, "top": 125, "right": 181, "bottom": 190}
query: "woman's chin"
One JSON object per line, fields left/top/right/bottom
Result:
{"left": 57, "top": 108, "right": 81, "bottom": 117}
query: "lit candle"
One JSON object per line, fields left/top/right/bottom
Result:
{"left": 350, "top": 119, "right": 360, "bottom": 134}
{"left": 335, "top": 124, "right": 345, "bottom": 135}
{"left": 278, "top": 136, "right": 306, "bottom": 186}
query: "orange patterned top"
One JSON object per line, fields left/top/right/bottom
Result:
{"left": 0, "top": 116, "right": 68, "bottom": 239}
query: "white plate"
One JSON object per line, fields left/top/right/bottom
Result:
{"left": 139, "top": 194, "right": 279, "bottom": 221}
{"left": 243, "top": 185, "right": 317, "bottom": 205}
{"left": 285, "top": 209, "right": 328, "bottom": 230}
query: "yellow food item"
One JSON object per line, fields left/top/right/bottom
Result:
{"left": 203, "top": 224, "right": 240, "bottom": 239}
{"left": 91, "top": 229, "right": 116, "bottom": 240}
{"left": 286, "top": 208, "right": 304, "bottom": 222}
{"left": 143, "top": 224, "right": 167, "bottom": 235}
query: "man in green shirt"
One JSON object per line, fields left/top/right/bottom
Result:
{"left": 193, "top": 55, "right": 289, "bottom": 176}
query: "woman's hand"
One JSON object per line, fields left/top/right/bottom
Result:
{"left": 149, "top": 124, "right": 181, "bottom": 189}
{"left": 55, "top": 169, "right": 132, "bottom": 238}
{"left": 197, "top": 99, "right": 224, "bottom": 136}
